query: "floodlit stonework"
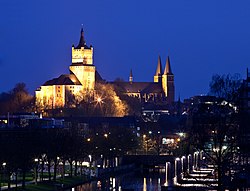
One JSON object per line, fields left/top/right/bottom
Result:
{"left": 35, "top": 28, "right": 175, "bottom": 110}
{"left": 35, "top": 28, "right": 95, "bottom": 109}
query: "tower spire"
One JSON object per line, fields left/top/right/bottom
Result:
{"left": 155, "top": 56, "right": 163, "bottom": 76}
{"left": 154, "top": 56, "right": 163, "bottom": 83}
{"left": 76, "top": 27, "right": 86, "bottom": 48}
{"left": 129, "top": 69, "right": 133, "bottom": 84}
{"left": 164, "top": 56, "right": 173, "bottom": 75}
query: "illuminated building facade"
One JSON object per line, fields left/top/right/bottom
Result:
{"left": 114, "top": 55, "right": 175, "bottom": 103}
{"left": 36, "top": 28, "right": 175, "bottom": 109}
{"left": 35, "top": 28, "right": 96, "bottom": 109}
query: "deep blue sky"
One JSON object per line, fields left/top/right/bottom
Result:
{"left": 1, "top": 0, "right": 249, "bottom": 100}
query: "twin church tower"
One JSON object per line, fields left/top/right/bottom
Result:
{"left": 35, "top": 28, "right": 175, "bottom": 109}
{"left": 153, "top": 55, "right": 175, "bottom": 103}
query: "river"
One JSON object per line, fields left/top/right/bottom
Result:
{"left": 71, "top": 168, "right": 166, "bottom": 191}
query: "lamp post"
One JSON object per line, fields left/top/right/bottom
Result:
{"left": 1, "top": 162, "right": 7, "bottom": 191}
{"left": 175, "top": 158, "right": 180, "bottom": 182}
{"left": 34, "top": 159, "right": 38, "bottom": 185}
{"left": 181, "top": 156, "right": 186, "bottom": 174}
{"left": 187, "top": 154, "right": 192, "bottom": 172}
{"left": 165, "top": 162, "right": 171, "bottom": 186}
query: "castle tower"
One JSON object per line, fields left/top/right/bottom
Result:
{"left": 69, "top": 28, "right": 95, "bottom": 91}
{"left": 154, "top": 56, "right": 163, "bottom": 83}
{"left": 129, "top": 69, "right": 133, "bottom": 84}
{"left": 162, "top": 56, "right": 175, "bottom": 103}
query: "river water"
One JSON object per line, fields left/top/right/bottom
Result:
{"left": 72, "top": 168, "right": 166, "bottom": 191}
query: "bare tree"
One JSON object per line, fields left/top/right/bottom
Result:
{"left": 190, "top": 102, "right": 239, "bottom": 191}
{"left": 209, "top": 73, "right": 241, "bottom": 102}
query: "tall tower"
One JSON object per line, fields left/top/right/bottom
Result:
{"left": 69, "top": 28, "right": 95, "bottom": 91}
{"left": 154, "top": 56, "right": 163, "bottom": 83}
{"left": 129, "top": 69, "right": 133, "bottom": 84}
{"left": 162, "top": 56, "right": 175, "bottom": 103}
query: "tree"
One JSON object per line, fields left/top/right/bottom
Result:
{"left": 93, "top": 83, "right": 128, "bottom": 117}
{"left": 209, "top": 74, "right": 241, "bottom": 102}
{"left": 0, "top": 83, "right": 33, "bottom": 115}
{"left": 190, "top": 102, "right": 239, "bottom": 191}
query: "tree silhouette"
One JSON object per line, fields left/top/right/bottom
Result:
{"left": 209, "top": 73, "right": 241, "bottom": 102}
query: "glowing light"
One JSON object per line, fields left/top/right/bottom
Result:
{"left": 97, "top": 97, "right": 102, "bottom": 103}
{"left": 178, "top": 132, "right": 185, "bottom": 137}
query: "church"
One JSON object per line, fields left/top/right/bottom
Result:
{"left": 35, "top": 29, "right": 175, "bottom": 109}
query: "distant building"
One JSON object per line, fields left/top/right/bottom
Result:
{"left": 0, "top": 113, "right": 64, "bottom": 128}
{"left": 35, "top": 28, "right": 175, "bottom": 109}
{"left": 113, "top": 55, "right": 175, "bottom": 104}
{"left": 35, "top": 29, "right": 101, "bottom": 109}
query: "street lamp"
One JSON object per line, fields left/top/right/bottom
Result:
{"left": 181, "top": 156, "right": 186, "bottom": 173}
{"left": 34, "top": 159, "right": 39, "bottom": 184}
{"left": 1, "top": 162, "right": 6, "bottom": 191}
{"left": 175, "top": 158, "right": 180, "bottom": 183}
{"left": 142, "top": 134, "right": 148, "bottom": 155}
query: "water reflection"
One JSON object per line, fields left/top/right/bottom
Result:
{"left": 74, "top": 168, "right": 165, "bottom": 191}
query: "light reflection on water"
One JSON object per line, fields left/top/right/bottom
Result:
{"left": 74, "top": 169, "right": 165, "bottom": 191}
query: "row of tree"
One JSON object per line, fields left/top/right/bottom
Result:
{"left": 0, "top": 125, "right": 138, "bottom": 189}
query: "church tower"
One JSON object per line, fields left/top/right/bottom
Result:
{"left": 129, "top": 69, "right": 133, "bottom": 84}
{"left": 162, "top": 56, "right": 175, "bottom": 103}
{"left": 69, "top": 28, "right": 95, "bottom": 91}
{"left": 154, "top": 56, "right": 163, "bottom": 83}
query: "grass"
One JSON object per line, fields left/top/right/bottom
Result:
{"left": 8, "top": 175, "right": 90, "bottom": 191}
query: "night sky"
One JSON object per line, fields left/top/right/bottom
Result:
{"left": 1, "top": 0, "right": 250, "bottom": 100}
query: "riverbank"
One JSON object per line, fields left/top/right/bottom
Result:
{"left": 4, "top": 164, "right": 137, "bottom": 191}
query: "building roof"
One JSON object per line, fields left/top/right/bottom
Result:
{"left": 75, "top": 28, "right": 90, "bottom": 49}
{"left": 155, "top": 56, "right": 163, "bottom": 76}
{"left": 164, "top": 56, "right": 173, "bottom": 75}
{"left": 43, "top": 74, "right": 82, "bottom": 86}
{"left": 113, "top": 82, "right": 163, "bottom": 94}
{"left": 95, "top": 70, "right": 104, "bottom": 82}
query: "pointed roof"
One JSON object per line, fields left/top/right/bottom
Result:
{"left": 76, "top": 28, "right": 89, "bottom": 49}
{"left": 43, "top": 74, "right": 81, "bottom": 86}
{"left": 129, "top": 69, "right": 133, "bottom": 83}
{"left": 155, "top": 56, "right": 162, "bottom": 76}
{"left": 164, "top": 56, "right": 173, "bottom": 75}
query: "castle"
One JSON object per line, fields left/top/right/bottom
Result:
{"left": 35, "top": 29, "right": 175, "bottom": 109}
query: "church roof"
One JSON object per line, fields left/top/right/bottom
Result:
{"left": 113, "top": 82, "right": 163, "bottom": 94}
{"left": 43, "top": 74, "right": 81, "bottom": 86}
{"left": 95, "top": 70, "right": 104, "bottom": 82}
